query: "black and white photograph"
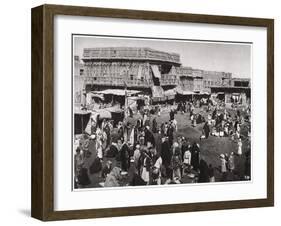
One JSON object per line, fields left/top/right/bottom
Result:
{"left": 73, "top": 35, "right": 252, "bottom": 189}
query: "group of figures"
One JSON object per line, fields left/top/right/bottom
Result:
{"left": 74, "top": 98, "right": 251, "bottom": 189}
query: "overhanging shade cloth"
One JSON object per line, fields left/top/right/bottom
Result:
{"left": 92, "top": 109, "right": 112, "bottom": 119}
{"left": 174, "top": 86, "right": 194, "bottom": 95}
{"left": 91, "top": 106, "right": 124, "bottom": 126}
{"left": 151, "top": 65, "right": 161, "bottom": 79}
{"left": 164, "top": 89, "right": 176, "bottom": 96}
{"left": 181, "top": 91, "right": 195, "bottom": 95}
{"left": 105, "top": 105, "right": 124, "bottom": 113}
{"left": 164, "top": 89, "right": 176, "bottom": 100}
{"left": 151, "top": 86, "right": 164, "bottom": 97}
{"left": 93, "top": 89, "right": 141, "bottom": 96}
{"left": 127, "top": 96, "right": 145, "bottom": 109}
{"left": 90, "top": 93, "right": 105, "bottom": 100}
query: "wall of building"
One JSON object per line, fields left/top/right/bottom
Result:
{"left": 77, "top": 48, "right": 250, "bottom": 96}
{"left": 82, "top": 61, "right": 151, "bottom": 88}
{"left": 179, "top": 76, "right": 194, "bottom": 91}
{"left": 202, "top": 71, "right": 232, "bottom": 90}
{"left": 83, "top": 47, "right": 181, "bottom": 64}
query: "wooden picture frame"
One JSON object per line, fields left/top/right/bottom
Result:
{"left": 31, "top": 4, "right": 274, "bottom": 221}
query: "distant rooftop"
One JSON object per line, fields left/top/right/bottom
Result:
{"left": 82, "top": 47, "right": 181, "bottom": 65}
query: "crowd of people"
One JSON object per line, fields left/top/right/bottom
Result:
{"left": 74, "top": 98, "right": 251, "bottom": 189}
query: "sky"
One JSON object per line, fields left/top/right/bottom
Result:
{"left": 74, "top": 35, "right": 251, "bottom": 78}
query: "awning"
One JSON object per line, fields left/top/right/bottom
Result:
{"left": 182, "top": 91, "right": 195, "bottom": 95}
{"left": 89, "top": 92, "right": 105, "bottom": 100}
{"left": 151, "top": 86, "right": 164, "bottom": 97}
{"left": 93, "top": 89, "right": 141, "bottom": 96}
{"left": 164, "top": 89, "right": 176, "bottom": 96}
{"left": 166, "top": 95, "right": 175, "bottom": 100}
{"left": 92, "top": 109, "right": 112, "bottom": 119}
{"left": 105, "top": 105, "right": 124, "bottom": 113}
{"left": 151, "top": 65, "right": 161, "bottom": 79}
{"left": 175, "top": 87, "right": 194, "bottom": 95}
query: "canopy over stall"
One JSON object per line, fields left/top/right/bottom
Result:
{"left": 150, "top": 65, "right": 161, "bottom": 79}
{"left": 181, "top": 90, "right": 195, "bottom": 95}
{"left": 164, "top": 89, "right": 176, "bottom": 100}
{"left": 93, "top": 89, "right": 141, "bottom": 96}
{"left": 92, "top": 109, "right": 112, "bottom": 120}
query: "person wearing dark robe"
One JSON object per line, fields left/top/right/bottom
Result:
{"left": 132, "top": 125, "right": 138, "bottom": 148}
{"left": 103, "top": 122, "right": 111, "bottom": 148}
{"left": 129, "top": 163, "right": 147, "bottom": 186}
{"left": 167, "top": 124, "right": 174, "bottom": 148}
{"left": 160, "top": 123, "right": 166, "bottom": 137}
{"left": 160, "top": 137, "right": 172, "bottom": 177}
{"left": 117, "top": 122, "right": 124, "bottom": 140}
{"left": 106, "top": 142, "right": 119, "bottom": 158}
{"left": 203, "top": 122, "right": 210, "bottom": 139}
{"left": 219, "top": 113, "right": 224, "bottom": 123}
{"left": 144, "top": 126, "right": 155, "bottom": 147}
{"left": 89, "top": 157, "right": 102, "bottom": 175}
{"left": 152, "top": 118, "right": 158, "bottom": 133}
{"left": 237, "top": 109, "right": 241, "bottom": 118}
{"left": 191, "top": 142, "right": 200, "bottom": 171}
{"left": 234, "top": 121, "right": 239, "bottom": 133}
{"left": 169, "top": 109, "right": 175, "bottom": 121}
{"left": 74, "top": 147, "right": 84, "bottom": 177}
{"left": 196, "top": 113, "right": 203, "bottom": 124}
{"left": 136, "top": 119, "right": 141, "bottom": 130}
{"left": 178, "top": 102, "right": 183, "bottom": 113}
{"left": 181, "top": 138, "right": 189, "bottom": 163}
{"left": 244, "top": 149, "right": 251, "bottom": 180}
{"left": 101, "top": 160, "right": 112, "bottom": 179}
{"left": 208, "top": 164, "right": 215, "bottom": 182}
{"left": 198, "top": 159, "right": 209, "bottom": 183}
{"left": 212, "top": 108, "right": 217, "bottom": 120}
{"left": 76, "top": 167, "right": 91, "bottom": 187}
{"left": 120, "top": 142, "right": 130, "bottom": 172}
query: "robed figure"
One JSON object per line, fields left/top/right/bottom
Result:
{"left": 191, "top": 142, "right": 200, "bottom": 171}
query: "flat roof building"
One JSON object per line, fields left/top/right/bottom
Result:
{"left": 74, "top": 47, "right": 251, "bottom": 105}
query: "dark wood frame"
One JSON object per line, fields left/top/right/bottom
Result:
{"left": 31, "top": 4, "right": 274, "bottom": 221}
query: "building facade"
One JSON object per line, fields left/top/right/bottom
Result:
{"left": 74, "top": 47, "right": 250, "bottom": 105}
{"left": 81, "top": 47, "right": 180, "bottom": 91}
{"left": 74, "top": 56, "right": 85, "bottom": 105}
{"left": 202, "top": 70, "right": 232, "bottom": 92}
